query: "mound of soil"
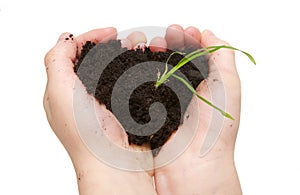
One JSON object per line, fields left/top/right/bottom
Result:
{"left": 74, "top": 40, "right": 208, "bottom": 156}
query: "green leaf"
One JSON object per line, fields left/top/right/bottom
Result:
{"left": 206, "top": 45, "right": 256, "bottom": 65}
{"left": 164, "top": 51, "right": 185, "bottom": 75}
{"left": 155, "top": 45, "right": 255, "bottom": 120}
{"left": 156, "top": 51, "right": 185, "bottom": 88}
{"left": 172, "top": 74, "right": 234, "bottom": 120}
{"left": 156, "top": 45, "right": 256, "bottom": 89}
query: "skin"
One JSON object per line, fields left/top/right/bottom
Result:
{"left": 44, "top": 25, "right": 242, "bottom": 194}
{"left": 44, "top": 28, "right": 156, "bottom": 195}
{"left": 149, "top": 37, "right": 167, "bottom": 52}
{"left": 154, "top": 26, "right": 242, "bottom": 195}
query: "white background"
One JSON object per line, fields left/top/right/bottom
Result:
{"left": 1, "top": 0, "right": 299, "bottom": 194}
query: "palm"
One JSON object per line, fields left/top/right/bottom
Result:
{"left": 44, "top": 29, "right": 156, "bottom": 194}
{"left": 153, "top": 28, "right": 242, "bottom": 194}
{"left": 44, "top": 25, "right": 243, "bottom": 195}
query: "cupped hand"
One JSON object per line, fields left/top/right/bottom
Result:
{"left": 44, "top": 25, "right": 243, "bottom": 195}
{"left": 153, "top": 24, "right": 243, "bottom": 195}
{"left": 44, "top": 28, "right": 157, "bottom": 195}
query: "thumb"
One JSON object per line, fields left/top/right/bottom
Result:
{"left": 44, "top": 32, "right": 77, "bottom": 83}
{"left": 201, "top": 30, "right": 238, "bottom": 76}
{"left": 199, "top": 30, "right": 241, "bottom": 122}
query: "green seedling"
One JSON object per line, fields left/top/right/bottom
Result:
{"left": 155, "top": 45, "right": 256, "bottom": 120}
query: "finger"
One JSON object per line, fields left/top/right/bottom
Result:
{"left": 44, "top": 32, "right": 77, "bottom": 82}
{"left": 201, "top": 30, "right": 237, "bottom": 75}
{"left": 127, "top": 31, "right": 147, "bottom": 50}
{"left": 184, "top": 26, "right": 201, "bottom": 49}
{"left": 120, "top": 38, "right": 133, "bottom": 50}
{"left": 165, "top": 24, "right": 184, "bottom": 50}
{"left": 149, "top": 36, "right": 167, "bottom": 52}
{"left": 199, "top": 30, "right": 240, "bottom": 121}
{"left": 76, "top": 27, "right": 117, "bottom": 56}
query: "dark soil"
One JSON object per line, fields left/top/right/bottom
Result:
{"left": 74, "top": 40, "right": 208, "bottom": 156}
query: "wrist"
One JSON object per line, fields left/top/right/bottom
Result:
{"left": 155, "top": 151, "right": 241, "bottom": 195}
{"left": 195, "top": 152, "right": 242, "bottom": 195}
{"left": 71, "top": 151, "right": 156, "bottom": 195}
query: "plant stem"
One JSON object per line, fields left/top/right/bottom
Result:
{"left": 155, "top": 45, "right": 255, "bottom": 120}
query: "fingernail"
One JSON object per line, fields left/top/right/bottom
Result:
{"left": 57, "top": 32, "right": 74, "bottom": 43}
{"left": 127, "top": 31, "right": 147, "bottom": 46}
{"left": 120, "top": 38, "right": 132, "bottom": 49}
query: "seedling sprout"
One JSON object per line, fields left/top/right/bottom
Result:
{"left": 155, "top": 45, "right": 256, "bottom": 120}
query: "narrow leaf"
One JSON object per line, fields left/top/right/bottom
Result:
{"left": 156, "top": 45, "right": 255, "bottom": 88}
{"left": 156, "top": 51, "right": 185, "bottom": 89}
{"left": 206, "top": 45, "right": 256, "bottom": 65}
{"left": 172, "top": 74, "right": 234, "bottom": 120}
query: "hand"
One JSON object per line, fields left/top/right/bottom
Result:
{"left": 44, "top": 28, "right": 158, "bottom": 194}
{"left": 44, "top": 25, "right": 242, "bottom": 195}
{"left": 153, "top": 25, "right": 243, "bottom": 194}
